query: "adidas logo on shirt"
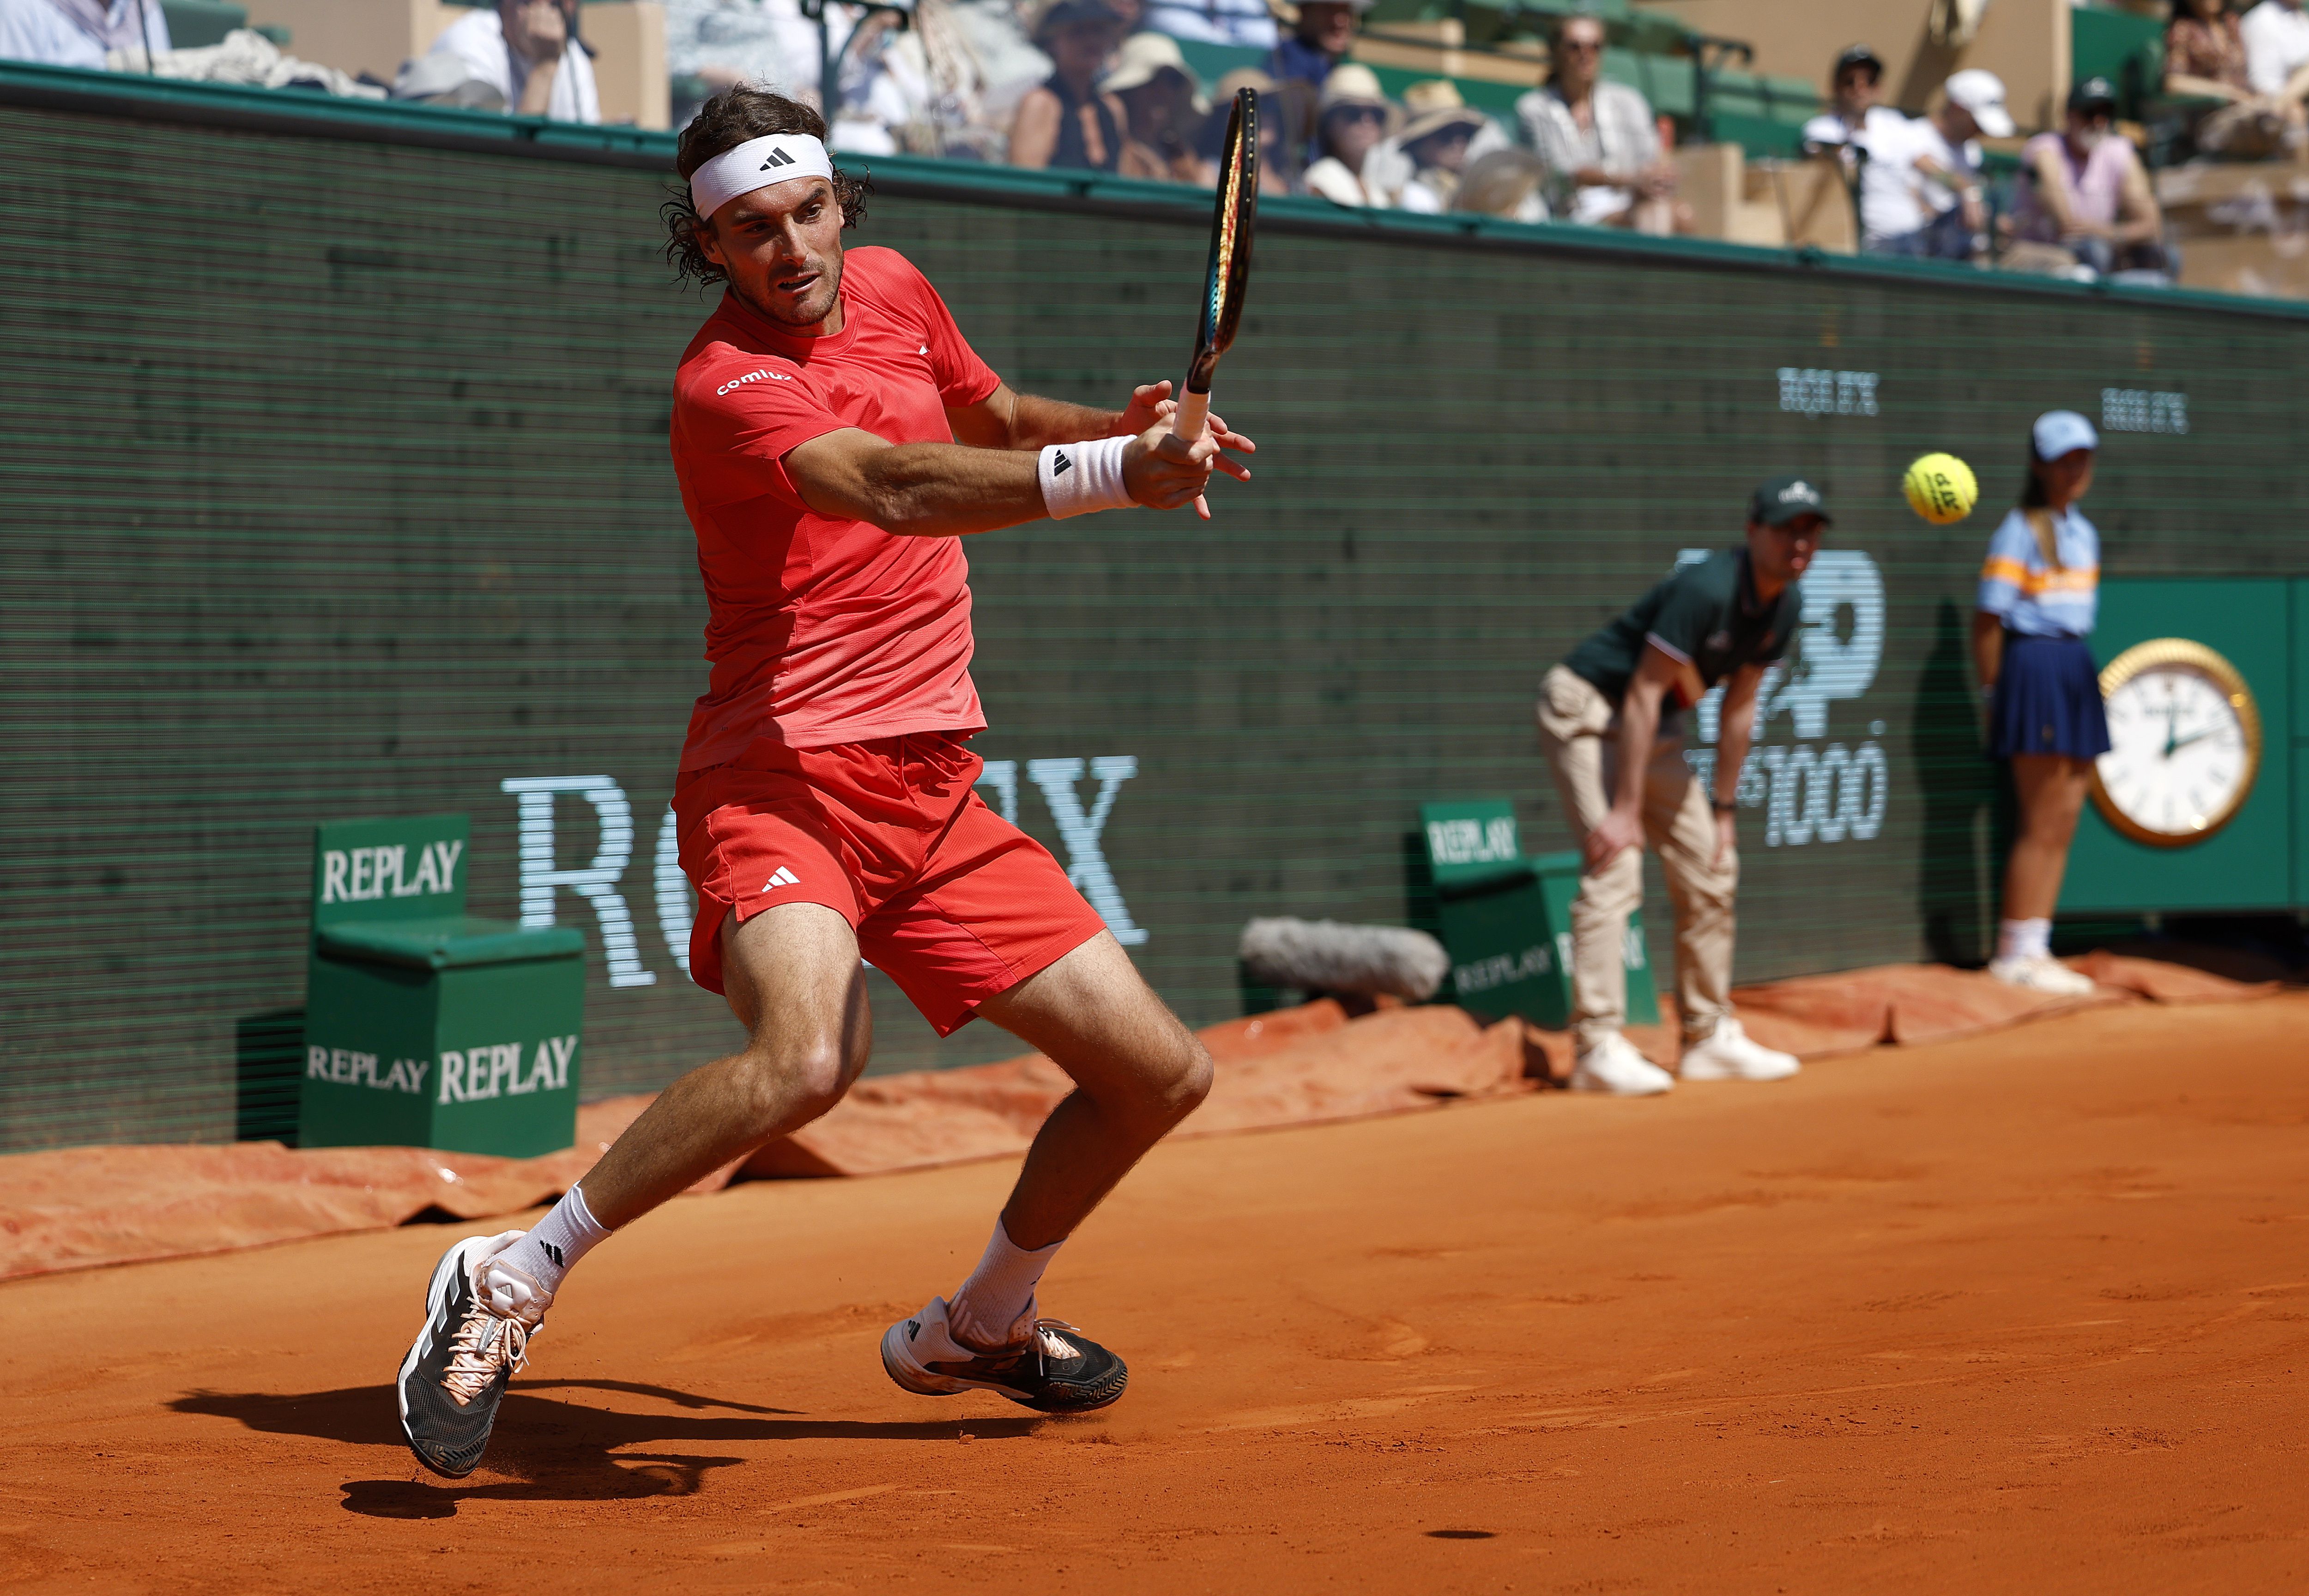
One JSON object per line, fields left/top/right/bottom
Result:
{"left": 763, "top": 866, "right": 800, "bottom": 891}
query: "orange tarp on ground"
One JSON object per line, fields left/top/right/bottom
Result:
{"left": 0, "top": 956, "right": 2276, "bottom": 1282}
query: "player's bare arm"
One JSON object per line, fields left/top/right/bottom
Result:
{"left": 950, "top": 378, "right": 1256, "bottom": 457}
{"left": 783, "top": 417, "right": 1242, "bottom": 536}
{"left": 1711, "top": 662, "right": 1765, "bottom": 867}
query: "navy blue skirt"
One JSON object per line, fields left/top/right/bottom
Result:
{"left": 1989, "top": 632, "right": 2111, "bottom": 760}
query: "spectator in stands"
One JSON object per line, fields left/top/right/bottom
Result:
{"left": 1452, "top": 148, "right": 1550, "bottom": 222}
{"left": 2012, "top": 77, "right": 2171, "bottom": 281}
{"left": 1517, "top": 13, "right": 1685, "bottom": 234}
{"left": 1141, "top": 0, "right": 1273, "bottom": 49}
{"left": 412, "top": 0, "right": 598, "bottom": 121}
{"left": 2169, "top": 0, "right": 2305, "bottom": 158}
{"left": 0, "top": 0, "right": 167, "bottom": 71}
{"left": 1268, "top": 0, "right": 1368, "bottom": 91}
{"left": 1800, "top": 42, "right": 1889, "bottom": 157}
{"left": 1299, "top": 61, "right": 1390, "bottom": 205}
{"left": 1395, "top": 84, "right": 1486, "bottom": 211}
{"left": 1104, "top": 31, "right": 1214, "bottom": 181}
{"left": 1009, "top": 0, "right": 1133, "bottom": 170}
{"left": 1364, "top": 78, "right": 1501, "bottom": 206}
{"left": 1872, "top": 70, "right": 2003, "bottom": 260}
{"left": 2243, "top": 0, "right": 2309, "bottom": 108}
{"left": 1199, "top": 65, "right": 1303, "bottom": 192}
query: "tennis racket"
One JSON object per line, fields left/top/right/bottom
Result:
{"left": 1172, "top": 85, "right": 1258, "bottom": 444}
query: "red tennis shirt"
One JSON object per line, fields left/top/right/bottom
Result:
{"left": 669, "top": 245, "right": 1003, "bottom": 770}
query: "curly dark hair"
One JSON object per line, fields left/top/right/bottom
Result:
{"left": 663, "top": 87, "right": 872, "bottom": 287}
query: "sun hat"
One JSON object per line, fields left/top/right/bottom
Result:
{"left": 1318, "top": 61, "right": 1388, "bottom": 113}
{"left": 1397, "top": 78, "right": 1485, "bottom": 145}
{"left": 1101, "top": 31, "right": 1204, "bottom": 105}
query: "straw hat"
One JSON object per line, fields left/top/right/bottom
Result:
{"left": 1211, "top": 65, "right": 1276, "bottom": 103}
{"left": 1318, "top": 61, "right": 1388, "bottom": 113}
{"left": 1397, "top": 78, "right": 1485, "bottom": 145}
{"left": 1102, "top": 30, "right": 1206, "bottom": 107}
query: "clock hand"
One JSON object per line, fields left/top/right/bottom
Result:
{"left": 2168, "top": 726, "right": 2220, "bottom": 755}
{"left": 2160, "top": 700, "right": 2181, "bottom": 760}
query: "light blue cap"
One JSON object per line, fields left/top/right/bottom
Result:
{"left": 2032, "top": 410, "right": 2099, "bottom": 460}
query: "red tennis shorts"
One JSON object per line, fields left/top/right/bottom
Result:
{"left": 672, "top": 732, "right": 1109, "bottom": 1036}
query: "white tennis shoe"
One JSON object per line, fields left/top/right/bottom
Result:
{"left": 1988, "top": 954, "right": 2097, "bottom": 996}
{"left": 1571, "top": 1033, "right": 1675, "bottom": 1096}
{"left": 1678, "top": 1017, "right": 1800, "bottom": 1083}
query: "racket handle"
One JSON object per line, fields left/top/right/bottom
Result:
{"left": 1172, "top": 388, "right": 1210, "bottom": 441}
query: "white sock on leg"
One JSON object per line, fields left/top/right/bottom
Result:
{"left": 947, "top": 1219, "right": 1062, "bottom": 1351}
{"left": 1997, "top": 918, "right": 2051, "bottom": 964}
{"left": 493, "top": 1182, "right": 610, "bottom": 1305}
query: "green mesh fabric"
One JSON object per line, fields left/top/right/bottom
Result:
{"left": 4, "top": 76, "right": 2306, "bottom": 1151}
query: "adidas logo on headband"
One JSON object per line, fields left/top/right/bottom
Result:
{"left": 689, "top": 133, "right": 837, "bottom": 219}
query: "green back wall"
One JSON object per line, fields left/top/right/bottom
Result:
{"left": 5, "top": 67, "right": 2306, "bottom": 1151}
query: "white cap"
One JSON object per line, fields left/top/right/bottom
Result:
{"left": 2032, "top": 410, "right": 2098, "bottom": 460}
{"left": 1944, "top": 68, "right": 2013, "bottom": 139}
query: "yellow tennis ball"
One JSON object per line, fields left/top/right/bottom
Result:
{"left": 1903, "top": 452, "right": 1978, "bottom": 525}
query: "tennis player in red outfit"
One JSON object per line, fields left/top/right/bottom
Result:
{"left": 398, "top": 86, "right": 1255, "bottom": 1478}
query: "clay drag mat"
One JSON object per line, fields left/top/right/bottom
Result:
{"left": 5, "top": 997, "right": 2307, "bottom": 1593}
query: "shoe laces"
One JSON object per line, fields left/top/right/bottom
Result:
{"left": 441, "top": 1303, "right": 529, "bottom": 1406}
{"left": 1029, "top": 1319, "right": 1082, "bottom": 1365}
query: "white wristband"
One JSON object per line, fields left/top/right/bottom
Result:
{"left": 1037, "top": 437, "right": 1133, "bottom": 519}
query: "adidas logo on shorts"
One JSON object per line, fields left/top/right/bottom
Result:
{"left": 763, "top": 866, "right": 800, "bottom": 891}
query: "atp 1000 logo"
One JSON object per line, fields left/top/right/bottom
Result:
{"left": 1676, "top": 549, "right": 1891, "bottom": 850}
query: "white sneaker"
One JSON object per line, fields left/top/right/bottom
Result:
{"left": 1988, "top": 954, "right": 2096, "bottom": 996}
{"left": 1571, "top": 1033, "right": 1675, "bottom": 1096}
{"left": 1679, "top": 1016, "right": 1800, "bottom": 1083}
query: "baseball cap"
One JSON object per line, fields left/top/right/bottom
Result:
{"left": 2068, "top": 74, "right": 2118, "bottom": 115}
{"left": 2032, "top": 410, "right": 2099, "bottom": 461}
{"left": 1749, "top": 474, "right": 1832, "bottom": 528}
{"left": 1944, "top": 68, "right": 2014, "bottom": 138}
{"left": 1832, "top": 43, "right": 1884, "bottom": 80}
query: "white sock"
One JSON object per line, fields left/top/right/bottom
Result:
{"left": 496, "top": 1182, "right": 610, "bottom": 1299}
{"left": 947, "top": 1219, "right": 1062, "bottom": 1351}
{"left": 1997, "top": 918, "right": 2051, "bottom": 964}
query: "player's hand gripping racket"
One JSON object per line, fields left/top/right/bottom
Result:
{"left": 1172, "top": 85, "right": 1258, "bottom": 448}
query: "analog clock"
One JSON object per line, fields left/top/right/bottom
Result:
{"left": 2091, "top": 638, "right": 2263, "bottom": 848}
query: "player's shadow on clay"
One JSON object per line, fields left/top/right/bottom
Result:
{"left": 170, "top": 1379, "right": 1041, "bottom": 1516}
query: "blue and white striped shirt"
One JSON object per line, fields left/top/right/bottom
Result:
{"left": 1977, "top": 506, "right": 2099, "bottom": 638}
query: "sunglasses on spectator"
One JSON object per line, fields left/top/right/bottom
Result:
{"left": 1328, "top": 105, "right": 1387, "bottom": 123}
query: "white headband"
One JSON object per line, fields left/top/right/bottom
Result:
{"left": 688, "top": 134, "right": 837, "bottom": 219}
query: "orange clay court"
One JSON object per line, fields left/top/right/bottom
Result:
{"left": 4, "top": 992, "right": 2307, "bottom": 1594}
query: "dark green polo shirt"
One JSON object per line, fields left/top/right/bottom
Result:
{"left": 1563, "top": 550, "right": 1801, "bottom": 726}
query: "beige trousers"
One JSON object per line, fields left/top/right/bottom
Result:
{"left": 1535, "top": 665, "right": 1737, "bottom": 1050}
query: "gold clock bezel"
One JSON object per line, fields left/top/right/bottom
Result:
{"left": 2090, "top": 637, "right": 2263, "bottom": 849}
